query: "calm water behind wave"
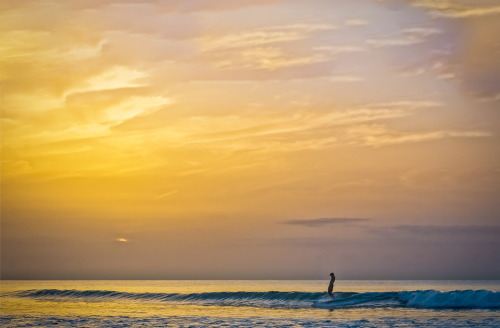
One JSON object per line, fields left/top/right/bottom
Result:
{"left": 1, "top": 280, "right": 499, "bottom": 327}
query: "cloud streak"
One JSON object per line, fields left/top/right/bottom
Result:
{"left": 283, "top": 218, "right": 371, "bottom": 227}
{"left": 410, "top": 0, "right": 500, "bottom": 18}
{"left": 201, "top": 23, "right": 340, "bottom": 70}
{"left": 348, "top": 126, "right": 492, "bottom": 148}
{"left": 367, "top": 27, "right": 442, "bottom": 48}
{"left": 393, "top": 224, "right": 500, "bottom": 235}
{"left": 203, "top": 24, "right": 336, "bottom": 51}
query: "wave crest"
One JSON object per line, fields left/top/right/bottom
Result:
{"left": 399, "top": 290, "right": 500, "bottom": 308}
{"left": 6, "top": 289, "right": 500, "bottom": 309}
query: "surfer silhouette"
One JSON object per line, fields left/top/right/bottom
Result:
{"left": 328, "top": 272, "right": 335, "bottom": 298}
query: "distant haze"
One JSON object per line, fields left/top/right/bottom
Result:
{"left": 1, "top": 0, "right": 500, "bottom": 280}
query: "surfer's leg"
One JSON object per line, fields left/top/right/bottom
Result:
{"left": 328, "top": 292, "right": 333, "bottom": 298}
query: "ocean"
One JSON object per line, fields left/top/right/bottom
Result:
{"left": 1, "top": 280, "right": 499, "bottom": 327}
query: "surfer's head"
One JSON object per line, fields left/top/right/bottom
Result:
{"left": 330, "top": 272, "right": 335, "bottom": 277}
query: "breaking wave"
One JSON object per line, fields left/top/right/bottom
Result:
{"left": 314, "top": 290, "right": 500, "bottom": 309}
{"left": 5, "top": 289, "right": 500, "bottom": 309}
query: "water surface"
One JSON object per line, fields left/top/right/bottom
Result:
{"left": 1, "top": 280, "right": 499, "bottom": 327}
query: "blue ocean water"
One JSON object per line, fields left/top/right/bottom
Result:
{"left": 1, "top": 280, "right": 499, "bottom": 327}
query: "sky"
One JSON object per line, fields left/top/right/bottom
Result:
{"left": 1, "top": 0, "right": 500, "bottom": 280}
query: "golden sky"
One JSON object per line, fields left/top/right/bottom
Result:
{"left": 1, "top": 0, "right": 499, "bottom": 279}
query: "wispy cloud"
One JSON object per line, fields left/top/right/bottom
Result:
{"left": 201, "top": 23, "right": 338, "bottom": 70}
{"left": 328, "top": 75, "right": 365, "bottom": 83}
{"left": 410, "top": 0, "right": 500, "bottom": 18}
{"left": 347, "top": 125, "right": 492, "bottom": 147}
{"left": 367, "top": 27, "right": 442, "bottom": 48}
{"left": 157, "top": 0, "right": 280, "bottom": 13}
{"left": 67, "top": 66, "right": 149, "bottom": 95}
{"left": 214, "top": 46, "right": 320, "bottom": 70}
{"left": 392, "top": 224, "right": 500, "bottom": 235}
{"left": 283, "top": 218, "right": 371, "bottom": 227}
{"left": 345, "top": 19, "right": 369, "bottom": 26}
{"left": 155, "top": 190, "right": 179, "bottom": 199}
{"left": 203, "top": 24, "right": 336, "bottom": 51}
{"left": 478, "top": 92, "right": 500, "bottom": 103}
{"left": 162, "top": 108, "right": 407, "bottom": 153}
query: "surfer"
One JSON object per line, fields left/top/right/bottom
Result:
{"left": 328, "top": 272, "right": 335, "bottom": 298}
